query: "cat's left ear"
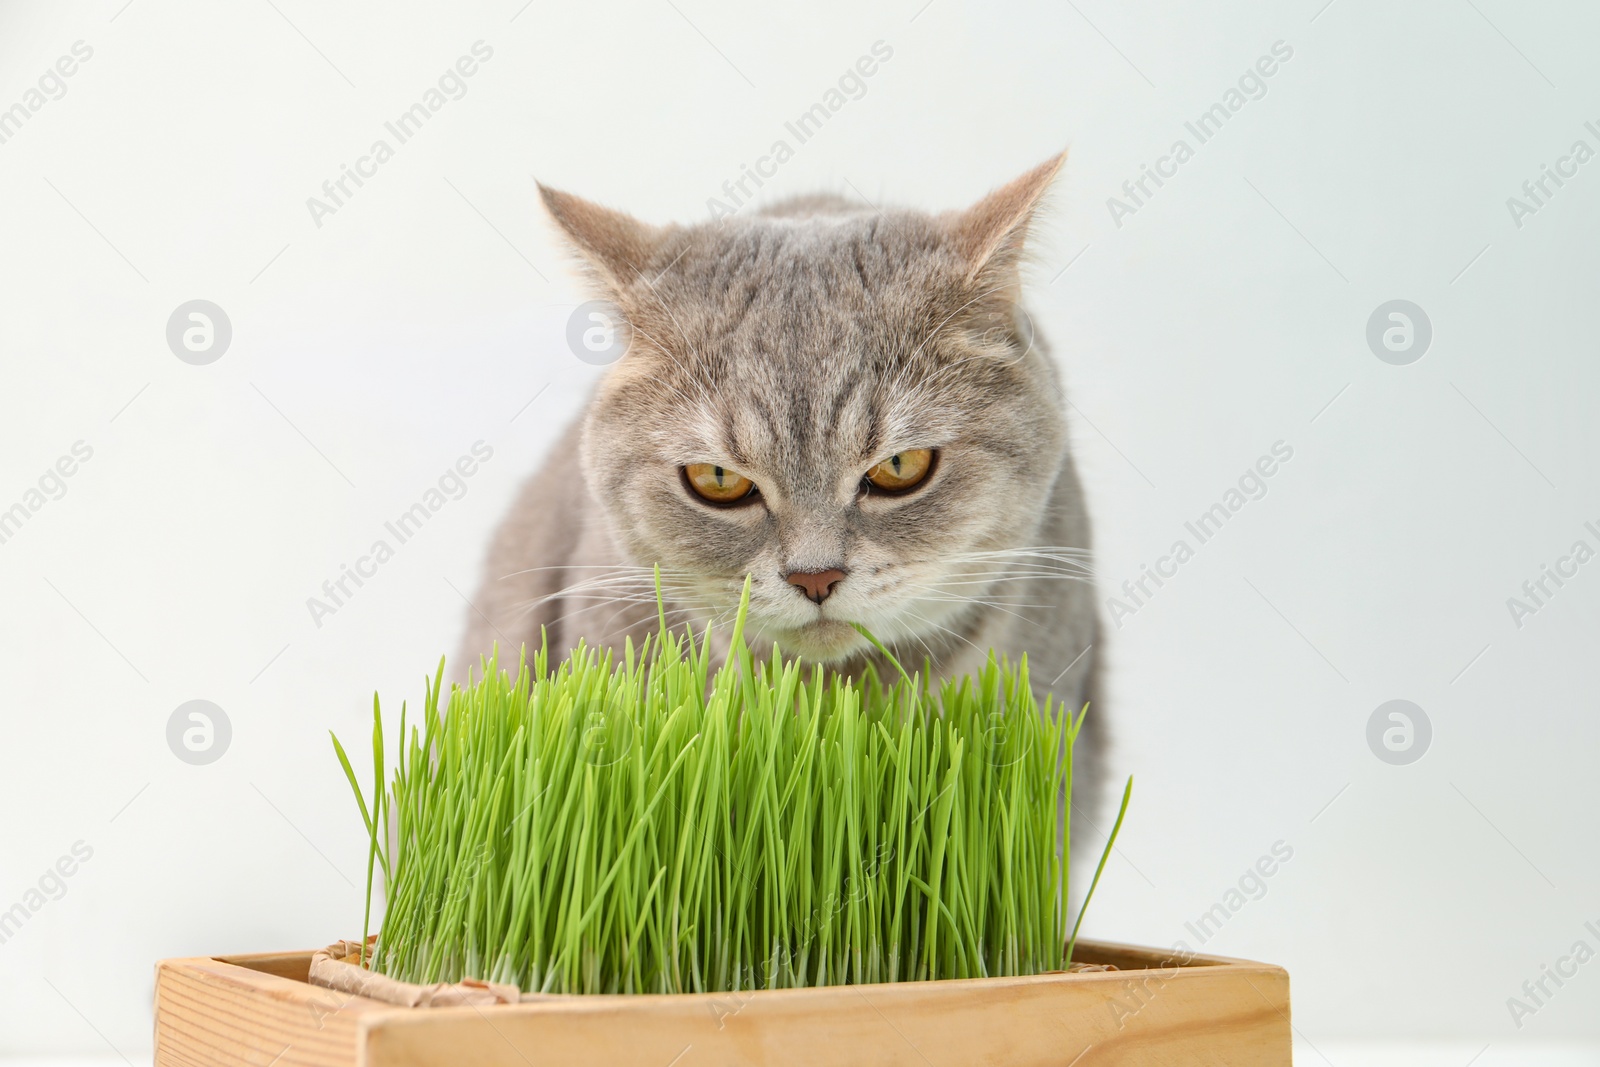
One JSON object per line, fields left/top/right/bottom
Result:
{"left": 537, "top": 182, "right": 667, "bottom": 296}
{"left": 947, "top": 152, "right": 1065, "bottom": 289}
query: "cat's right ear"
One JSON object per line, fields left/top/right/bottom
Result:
{"left": 537, "top": 183, "right": 666, "bottom": 295}
{"left": 947, "top": 152, "right": 1065, "bottom": 289}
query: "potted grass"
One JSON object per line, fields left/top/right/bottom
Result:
{"left": 153, "top": 582, "right": 1292, "bottom": 1065}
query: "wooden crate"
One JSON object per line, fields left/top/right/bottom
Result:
{"left": 154, "top": 940, "right": 1291, "bottom": 1065}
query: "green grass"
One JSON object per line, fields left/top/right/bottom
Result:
{"left": 334, "top": 577, "right": 1129, "bottom": 995}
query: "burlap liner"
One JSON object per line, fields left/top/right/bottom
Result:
{"left": 307, "top": 939, "right": 557, "bottom": 1007}
{"left": 308, "top": 938, "right": 1120, "bottom": 1008}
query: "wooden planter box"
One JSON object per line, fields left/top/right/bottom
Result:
{"left": 154, "top": 940, "right": 1291, "bottom": 1066}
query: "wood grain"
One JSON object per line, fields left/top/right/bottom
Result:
{"left": 154, "top": 940, "right": 1292, "bottom": 1067}
{"left": 155, "top": 956, "right": 386, "bottom": 1066}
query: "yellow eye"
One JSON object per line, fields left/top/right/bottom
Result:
{"left": 865, "top": 449, "right": 935, "bottom": 493}
{"left": 683, "top": 463, "right": 757, "bottom": 504}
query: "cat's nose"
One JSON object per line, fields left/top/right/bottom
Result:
{"left": 785, "top": 568, "right": 847, "bottom": 604}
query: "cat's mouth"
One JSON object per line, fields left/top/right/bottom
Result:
{"left": 761, "top": 617, "right": 866, "bottom": 662}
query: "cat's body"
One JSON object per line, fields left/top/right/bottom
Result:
{"left": 459, "top": 157, "right": 1105, "bottom": 830}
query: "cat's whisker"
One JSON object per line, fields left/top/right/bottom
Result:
{"left": 593, "top": 599, "right": 662, "bottom": 640}
{"left": 947, "top": 553, "right": 1095, "bottom": 571}
{"left": 949, "top": 560, "right": 1093, "bottom": 574}
{"left": 544, "top": 577, "right": 674, "bottom": 599}
{"left": 948, "top": 546, "right": 1096, "bottom": 560}
{"left": 503, "top": 582, "right": 671, "bottom": 619}
{"left": 938, "top": 573, "right": 1093, "bottom": 586}
{"left": 534, "top": 569, "right": 700, "bottom": 598}
{"left": 953, "top": 544, "right": 1095, "bottom": 554}
{"left": 497, "top": 563, "right": 660, "bottom": 578}
{"left": 910, "top": 589, "right": 1045, "bottom": 626}
{"left": 893, "top": 620, "right": 942, "bottom": 665}
{"left": 959, "top": 561, "right": 1095, "bottom": 575}
{"left": 493, "top": 572, "right": 670, "bottom": 605}
{"left": 899, "top": 608, "right": 984, "bottom": 656}
{"left": 916, "top": 595, "right": 1055, "bottom": 611}
{"left": 947, "top": 562, "right": 1097, "bottom": 581}
{"left": 527, "top": 593, "right": 712, "bottom": 637}
{"left": 943, "top": 562, "right": 1094, "bottom": 575}
{"left": 922, "top": 572, "right": 1093, "bottom": 592}
{"left": 939, "top": 548, "right": 1095, "bottom": 563}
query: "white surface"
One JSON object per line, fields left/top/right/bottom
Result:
{"left": 2, "top": 0, "right": 1597, "bottom": 1057}
{"left": 1299, "top": 1043, "right": 1600, "bottom": 1067}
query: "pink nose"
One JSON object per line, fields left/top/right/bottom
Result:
{"left": 785, "top": 568, "right": 847, "bottom": 604}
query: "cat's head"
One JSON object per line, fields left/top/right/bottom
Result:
{"left": 544, "top": 156, "right": 1072, "bottom": 664}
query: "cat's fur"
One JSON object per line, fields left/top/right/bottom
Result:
{"left": 460, "top": 155, "right": 1104, "bottom": 824}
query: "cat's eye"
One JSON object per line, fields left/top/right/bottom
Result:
{"left": 864, "top": 449, "right": 936, "bottom": 494}
{"left": 683, "top": 463, "right": 757, "bottom": 505}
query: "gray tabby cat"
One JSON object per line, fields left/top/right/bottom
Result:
{"left": 459, "top": 154, "right": 1103, "bottom": 818}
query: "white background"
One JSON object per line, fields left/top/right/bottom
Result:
{"left": 1, "top": 0, "right": 1597, "bottom": 1062}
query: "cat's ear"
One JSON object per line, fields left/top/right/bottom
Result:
{"left": 948, "top": 152, "right": 1065, "bottom": 288}
{"left": 537, "top": 182, "right": 666, "bottom": 294}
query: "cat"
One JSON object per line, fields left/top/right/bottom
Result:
{"left": 459, "top": 154, "right": 1104, "bottom": 831}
